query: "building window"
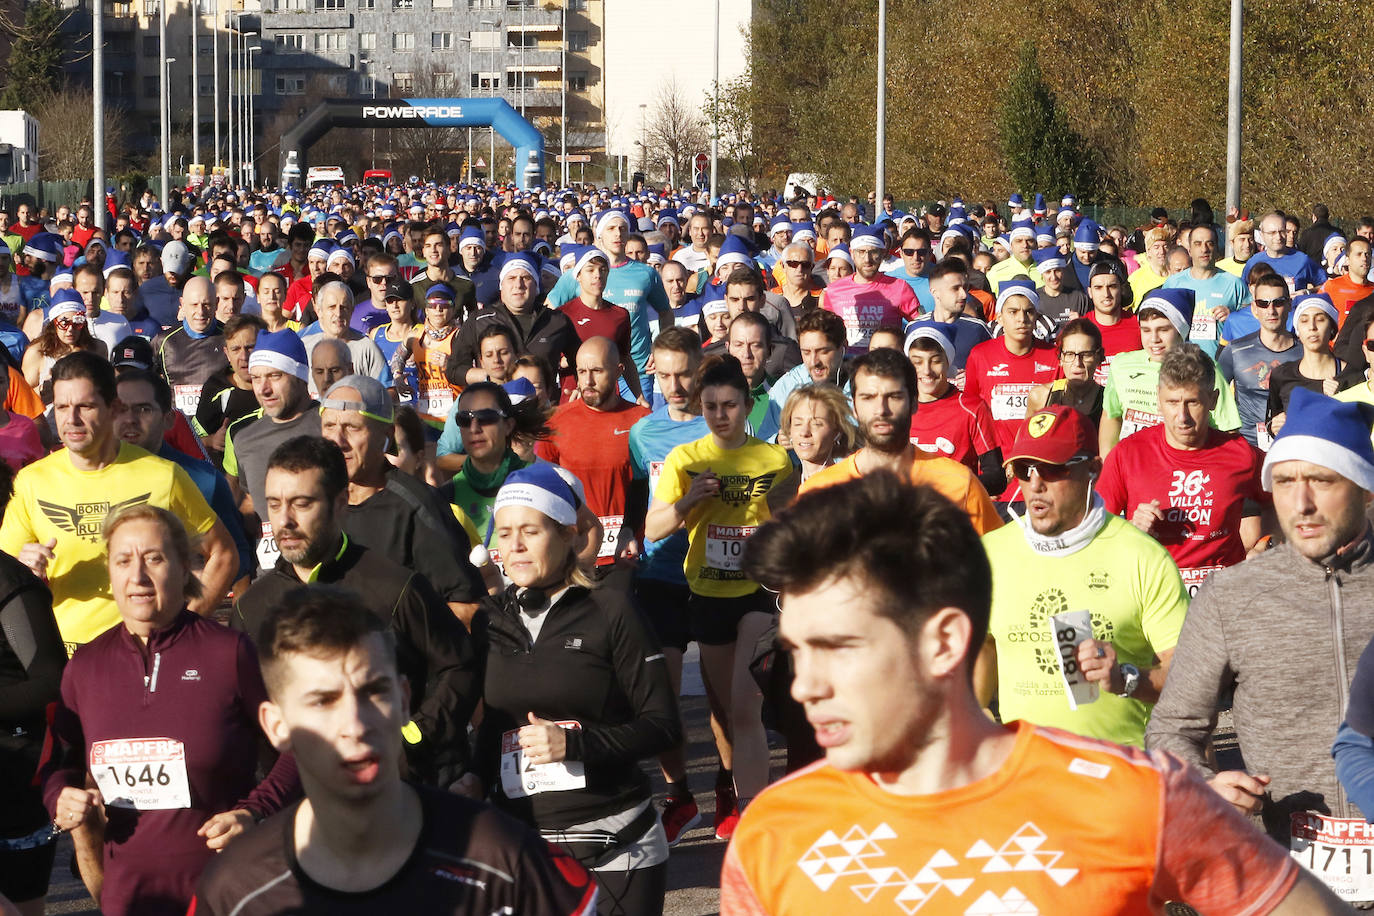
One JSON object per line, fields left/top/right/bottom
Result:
{"left": 276, "top": 74, "right": 306, "bottom": 95}
{"left": 432, "top": 0, "right": 453, "bottom": 8}
{"left": 315, "top": 32, "right": 346, "bottom": 51}
{"left": 197, "top": 74, "right": 213, "bottom": 96}
{"left": 471, "top": 29, "right": 499, "bottom": 50}
{"left": 471, "top": 71, "right": 499, "bottom": 90}
{"left": 359, "top": 32, "right": 376, "bottom": 50}
{"left": 392, "top": 0, "right": 413, "bottom": 8}
{"left": 467, "top": 0, "right": 496, "bottom": 7}
{"left": 315, "top": 0, "right": 346, "bottom": 8}
{"left": 506, "top": 0, "right": 532, "bottom": 8}
{"left": 568, "top": 30, "right": 587, "bottom": 51}
{"left": 507, "top": 31, "right": 536, "bottom": 49}
{"left": 393, "top": 72, "right": 414, "bottom": 92}
{"left": 141, "top": 0, "right": 158, "bottom": 15}
{"left": 359, "top": 0, "right": 375, "bottom": 9}
{"left": 434, "top": 71, "right": 455, "bottom": 92}
{"left": 569, "top": 0, "right": 586, "bottom": 8}
{"left": 391, "top": 32, "right": 414, "bottom": 50}
{"left": 143, "top": 75, "right": 158, "bottom": 97}
{"left": 196, "top": 0, "right": 212, "bottom": 13}
{"left": 567, "top": 71, "right": 586, "bottom": 91}
{"left": 506, "top": 71, "right": 536, "bottom": 89}
{"left": 142, "top": 35, "right": 159, "bottom": 55}
{"left": 431, "top": 31, "right": 452, "bottom": 50}
{"left": 274, "top": 0, "right": 306, "bottom": 10}
{"left": 196, "top": 35, "right": 212, "bottom": 55}
{"left": 109, "top": 33, "right": 134, "bottom": 54}
{"left": 276, "top": 33, "right": 303, "bottom": 50}
{"left": 110, "top": 0, "right": 134, "bottom": 18}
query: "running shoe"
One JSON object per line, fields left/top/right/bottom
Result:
{"left": 660, "top": 794, "right": 702, "bottom": 846}
{"left": 714, "top": 785, "right": 739, "bottom": 840}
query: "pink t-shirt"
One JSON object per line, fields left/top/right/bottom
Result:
{"left": 0, "top": 411, "right": 44, "bottom": 468}
{"left": 822, "top": 274, "right": 921, "bottom": 355}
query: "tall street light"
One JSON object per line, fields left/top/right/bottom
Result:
{"left": 360, "top": 57, "right": 375, "bottom": 168}
{"left": 158, "top": 0, "right": 169, "bottom": 201}
{"left": 559, "top": 0, "right": 567, "bottom": 187}
{"left": 213, "top": 0, "right": 220, "bottom": 170}
{"left": 247, "top": 44, "right": 261, "bottom": 186}
{"left": 709, "top": 0, "right": 718, "bottom": 203}
{"left": 92, "top": 0, "right": 104, "bottom": 223}
{"left": 454, "top": 37, "right": 473, "bottom": 183}
{"left": 875, "top": 0, "right": 886, "bottom": 205}
{"left": 480, "top": 18, "right": 495, "bottom": 182}
{"left": 239, "top": 29, "right": 257, "bottom": 187}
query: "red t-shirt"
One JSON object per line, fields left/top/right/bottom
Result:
{"left": 10, "top": 223, "right": 40, "bottom": 244}
{"left": 1085, "top": 311, "right": 1142, "bottom": 383}
{"left": 909, "top": 386, "right": 999, "bottom": 471}
{"left": 282, "top": 274, "right": 315, "bottom": 320}
{"left": 535, "top": 398, "right": 650, "bottom": 566}
{"left": 962, "top": 338, "right": 1059, "bottom": 453}
{"left": 1096, "top": 425, "right": 1266, "bottom": 596}
{"left": 560, "top": 297, "right": 633, "bottom": 359}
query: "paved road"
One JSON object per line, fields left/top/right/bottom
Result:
{"left": 42, "top": 648, "right": 744, "bottom": 915}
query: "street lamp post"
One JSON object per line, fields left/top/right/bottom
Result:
{"left": 213, "top": 0, "right": 220, "bottom": 170}
{"left": 481, "top": 18, "right": 496, "bottom": 182}
{"left": 158, "top": 0, "right": 169, "bottom": 201}
{"left": 247, "top": 44, "right": 260, "bottom": 186}
{"left": 638, "top": 102, "right": 646, "bottom": 183}
{"left": 93, "top": 0, "right": 104, "bottom": 223}
{"left": 875, "top": 0, "right": 886, "bottom": 205}
{"left": 709, "top": 0, "right": 718, "bottom": 203}
{"left": 191, "top": 4, "right": 199, "bottom": 168}
{"left": 360, "top": 58, "right": 375, "bottom": 168}
{"left": 239, "top": 30, "right": 257, "bottom": 186}
{"left": 560, "top": 0, "right": 567, "bottom": 186}
{"left": 455, "top": 37, "right": 473, "bottom": 183}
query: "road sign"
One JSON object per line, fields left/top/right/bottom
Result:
{"left": 475, "top": 157, "right": 487, "bottom": 168}
{"left": 694, "top": 152, "right": 709, "bottom": 173}
{"left": 557, "top": 154, "right": 591, "bottom": 163}
{"left": 694, "top": 170, "right": 709, "bottom": 189}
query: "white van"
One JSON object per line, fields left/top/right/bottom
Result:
{"left": 784, "top": 172, "right": 825, "bottom": 201}
{"left": 306, "top": 165, "right": 346, "bottom": 188}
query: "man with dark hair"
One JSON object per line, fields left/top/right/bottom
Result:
{"left": 905, "top": 257, "right": 991, "bottom": 373}
{"left": 882, "top": 226, "right": 935, "bottom": 311}
{"left": 0, "top": 351, "right": 236, "bottom": 650}
{"left": 800, "top": 347, "right": 1001, "bottom": 533}
{"left": 194, "top": 585, "right": 597, "bottom": 915}
{"left": 769, "top": 308, "right": 849, "bottom": 411}
{"left": 722, "top": 473, "right": 1349, "bottom": 916}
{"left": 232, "top": 436, "right": 480, "bottom": 789}
{"left": 1299, "top": 202, "right": 1338, "bottom": 264}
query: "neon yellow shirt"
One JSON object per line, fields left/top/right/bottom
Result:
{"left": 1216, "top": 256, "right": 1247, "bottom": 278}
{"left": 984, "top": 514, "right": 1188, "bottom": 747}
{"left": 1129, "top": 263, "right": 1167, "bottom": 302}
{"left": 1102, "top": 349, "right": 1241, "bottom": 438}
{"left": 0, "top": 443, "right": 218, "bottom": 652}
{"left": 1337, "top": 381, "right": 1374, "bottom": 445}
{"left": 655, "top": 433, "right": 792, "bottom": 598}
{"left": 985, "top": 256, "right": 1039, "bottom": 294}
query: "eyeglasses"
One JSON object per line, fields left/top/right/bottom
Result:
{"left": 456, "top": 408, "right": 507, "bottom": 427}
{"left": 368, "top": 274, "right": 395, "bottom": 283}
{"left": 784, "top": 260, "right": 813, "bottom": 269}
{"left": 901, "top": 248, "right": 930, "bottom": 257}
{"left": 1364, "top": 339, "right": 1374, "bottom": 351}
{"left": 1254, "top": 297, "right": 1290, "bottom": 310}
{"left": 1009, "top": 455, "right": 1090, "bottom": 482}
{"left": 1059, "top": 349, "right": 1101, "bottom": 363}
{"left": 54, "top": 316, "right": 87, "bottom": 330}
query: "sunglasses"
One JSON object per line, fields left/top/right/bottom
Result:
{"left": 901, "top": 248, "right": 930, "bottom": 257}
{"left": 1364, "top": 339, "right": 1374, "bottom": 351}
{"left": 1254, "top": 297, "right": 1290, "bottom": 310}
{"left": 456, "top": 408, "right": 507, "bottom": 427}
{"left": 54, "top": 316, "right": 87, "bottom": 329}
{"left": 784, "top": 259, "right": 813, "bottom": 269}
{"left": 1009, "top": 455, "right": 1090, "bottom": 482}
{"left": 368, "top": 274, "right": 395, "bottom": 282}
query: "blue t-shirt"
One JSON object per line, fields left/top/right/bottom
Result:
{"left": 883, "top": 266, "right": 934, "bottom": 313}
{"left": 0, "top": 323, "right": 28, "bottom": 364}
{"left": 1242, "top": 250, "right": 1326, "bottom": 292}
{"left": 1217, "top": 330, "right": 1302, "bottom": 446}
{"left": 158, "top": 443, "right": 253, "bottom": 580}
{"left": 905, "top": 316, "right": 992, "bottom": 370}
{"left": 369, "top": 324, "right": 419, "bottom": 404}
{"left": 628, "top": 408, "right": 708, "bottom": 583}
{"left": 1162, "top": 269, "right": 1252, "bottom": 357}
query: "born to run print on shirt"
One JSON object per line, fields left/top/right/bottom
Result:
{"left": 39, "top": 494, "right": 151, "bottom": 542}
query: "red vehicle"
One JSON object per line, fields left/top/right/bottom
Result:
{"left": 363, "top": 169, "right": 393, "bottom": 186}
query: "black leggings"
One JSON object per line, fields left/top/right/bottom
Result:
{"left": 592, "top": 863, "right": 666, "bottom": 916}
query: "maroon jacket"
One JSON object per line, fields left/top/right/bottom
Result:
{"left": 40, "top": 610, "right": 299, "bottom": 916}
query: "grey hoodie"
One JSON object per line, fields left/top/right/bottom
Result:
{"left": 1146, "top": 528, "right": 1374, "bottom": 840}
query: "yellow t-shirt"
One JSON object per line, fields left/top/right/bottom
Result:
{"left": 983, "top": 513, "right": 1188, "bottom": 747}
{"left": 1337, "top": 382, "right": 1374, "bottom": 446}
{"left": 0, "top": 442, "right": 219, "bottom": 652}
{"left": 1128, "top": 263, "right": 1166, "bottom": 303}
{"left": 655, "top": 433, "right": 792, "bottom": 598}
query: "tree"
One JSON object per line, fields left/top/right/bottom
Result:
{"left": 0, "top": 0, "right": 67, "bottom": 110}
{"left": 704, "top": 73, "right": 761, "bottom": 193}
{"left": 643, "top": 76, "right": 708, "bottom": 187}
{"left": 32, "top": 85, "right": 134, "bottom": 179}
{"left": 998, "top": 42, "right": 1101, "bottom": 202}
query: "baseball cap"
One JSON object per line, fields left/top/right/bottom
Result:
{"left": 111, "top": 335, "right": 155, "bottom": 371}
{"left": 321, "top": 374, "right": 394, "bottom": 424}
{"left": 1004, "top": 406, "right": 1095, "bottom": 466}
{"left": 161, "top": 240, "right": 197, "bottom": 276}
{"left": 382, "top": 277, "right": 412, "bottom": 301}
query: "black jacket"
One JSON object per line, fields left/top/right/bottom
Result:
{"left": 444, "top": 302, "right": 581, "bottom": 388}
{"left": 474, "top": 584, "right": 679, "bottom": 829}
{"left": 231, "top": 536, "right": 479, "bottom": 785}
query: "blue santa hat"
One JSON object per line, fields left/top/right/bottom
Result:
{"left": 1009, "top": 193, "right": 1025, "bottom": 209}
{"left": 1138, "top": 287, "right": 1196, "bottom": 338}
{"left": 247, "top": 329, "right": 310, "bottom": 382}
{"left": 1262, "top": 387, "right": 1374, "bottom": 492}
{"left": 1292, "top": 291, "right": 1339, "bottom": 328}
{"left": 1032, "top": 246, "right": 1067, "bottom": 273}
{"left": 494, "top": 461, "right": 580, "bottom": 527}
{"left": 769, "top": 214, "right": 792, "bottom": 235}
{"left": 1008, "top": 218, "right": 1036, "bottom": 242}
{"left": 791, "top": 221, "right": 817, "bottom": 243}
{"left": 1073, "top": 220, "right": 1102, "bottom": 251}
{"left": 458, "top": 225, "right": 487, "bottom": 252}
{"left": 715, "top": 233, "right": 756, "bottom": 272}
{"left": 995, "top": 277, "right": 1040, "bottom": 314}
{"left": 902, "top": 324, "right": 956, "bottom": 371}
{"left": 567, "top": 243, "right": 609, "bottom": 278}
{"left": 827, "top": 243, "right": 854, "bottom": 269}
{"left": 1032, "top": 194, "right": 1047, "bottom": 217}
{"left": 646, "top": 243, "right": 667, "bottom": 266}
{"left": 849, "top": 224, "right": 886, "bottom": 251}
{"left": 498, "top": 251, "right": 540, "bottom": 283}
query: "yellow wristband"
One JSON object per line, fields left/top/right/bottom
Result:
{"left": 401, "top": 720, "right": 423, "bottom": 745}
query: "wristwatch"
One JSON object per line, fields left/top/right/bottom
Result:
{"left": 1116, "top": 663, "right": 1141, "bottom": 698}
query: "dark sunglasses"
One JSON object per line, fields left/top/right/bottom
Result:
{"left": 1364, "top": 339, "right": 1374, "bottom": 351}
{"left": 1009, "top": 455, "right": 1090, "bottom": 482}
{"left": 901, "top": 247, "right": 930, "bottom": 257}
{"left": 784, "top": 259, "right": 813, "bottom": 269}
{"left": 456, "top": 408, "right": 507, "bottom": 427}
{"left": 1254, "top": 296, "right": 1289, "bottom": 310}
{"left": 368, "top": 273, "right": 394, "bottom": 282}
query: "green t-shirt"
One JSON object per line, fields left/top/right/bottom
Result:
{"left": 1102, "top": 349, "right": 1241, "bottom": 439}
{"left": 984, "top": 514, "right": 1189, "bottom": 747}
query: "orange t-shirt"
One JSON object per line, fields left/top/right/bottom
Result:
{"left": 722, "top": 722, "right": 1299, "bottom": 916}
{"left": 6, "top": 366, "right": 43, "bottom": 419}
{"left": 799, "top": 451, "right": 1003, "bottom": 536}
{"left": 1323, "top": 275, "right": 1374, "bottom": 326}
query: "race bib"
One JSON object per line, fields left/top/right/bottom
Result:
{"left": 500, "top": 723, "right": 585, "bottom": 798}
{"left": 174, "top": 384, "right": 201, "bottom": 415}
{"left": 705, "top": 524, "right": 754, "bottom": 572}
{"left": 1190, "top": 311, "right": 1218, "bottom": 342}
{"left": 1180, "top": 565, "right": 1223, "bottom": 599}
{"left": 256, "top": 521, "right": 280, "bottom": 572}
{"left": 989, "top": 383, "right": 1033, "bottom": 422}
{"left": 1120, "top": 407, "right": 1163, "bottom": 439}
{"left": 1291, "top": 812, "right": 1374, "bottom": 901}
{"left": 90, "top": 737, "right": 192, "bottom": 810}
{"left": 648, "top": 460, "right": 665, "bottom": 496}
{"left": 597, "top": 514, "right": 624, "bottom": 560}
{"left": 416, "top": 385, "right": 454, "bottom": 419}
{"left": 1256, "top": 422, "right": 1275, "bottom": 452}
{"left": 1049, "top": 609, "right": 1099, "bottom": 710}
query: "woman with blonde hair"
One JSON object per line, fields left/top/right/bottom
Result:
{"left": 777, "top": 383, "right": 858, "bottom": 483}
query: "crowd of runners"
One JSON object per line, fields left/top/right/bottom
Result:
{"left": 0, "top": 177, "right": 1372, "bottom": 914}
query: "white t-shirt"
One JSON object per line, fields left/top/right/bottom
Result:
{"left": 88, "top": 311, "right": 135, "bottom": 353}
